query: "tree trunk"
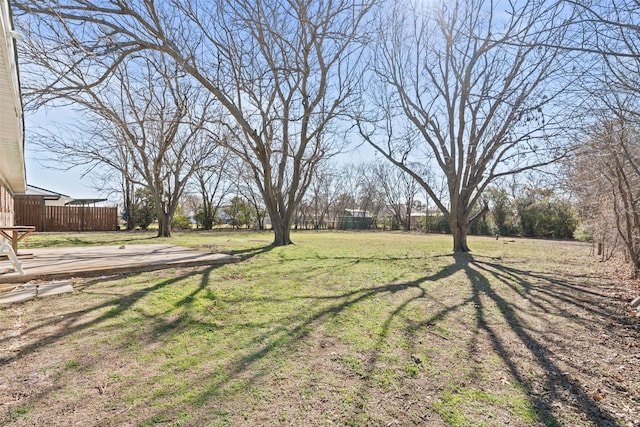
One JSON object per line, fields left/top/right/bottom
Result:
{"left": 272, "top": 220, "right": 293, "bottom": 246}
{"left": 269, "top": 212, "right": 293, "bottom": 246}
{"left": 124, "top": 180, "right": 135, "bottom": 230}
{"left": 632, "top": 256, "right": 640, "bottom": 280}
{"left": 452, "top": 222, "right": 470, "bottom": 252}
{"left": 126, "top": 210, "right": 135, "bottom": 231}
{"left": 202, "top": 200, "right": 213, "bottom": 230}
{"left": 203, "top": 211, "right": 213, "bottom": 230}
{"left": 450, "top": 206, "right": 471, "bottom": 252}
{"left": 405, "top": 203, "right": 412, "bottom": 231}
{"left": 157, "top": 212, "right": 171, "bottom": 237}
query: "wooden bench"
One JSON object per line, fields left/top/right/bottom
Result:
{"left": 0, "top": 226, "right": 35, "bottom": 255}
{"left": 0, "top": 226, "right": 35, "bottom": 275}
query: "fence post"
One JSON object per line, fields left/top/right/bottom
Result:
{"left": 40, "top": 196, "right": 45, "bottom": 231}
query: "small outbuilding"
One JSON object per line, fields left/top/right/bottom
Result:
{"left": 336, "top": 209, "right": 373, "bottom": 230}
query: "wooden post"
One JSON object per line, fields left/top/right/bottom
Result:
{"left": 40, "top": 196, "right": 45, "bottom": 232}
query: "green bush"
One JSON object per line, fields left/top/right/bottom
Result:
{"left": 573, "top": 224, "right": 592, "bottom": 242}
{"left": 171, "top": 206, "right": 193, "bottom": 230}
{"left": 424, "top": 215, "right": 450, "bottom": 233}
{"left": 133, "top": 188, "right": 156, "bottom": 230}
{"left": 195, "top": 205, "right": 219, "bottom": 230}
{"left": 171, "top": 214, "right": 192, "bottom": 230}
{"left": 516, "top": 198, "right": 577, "bottom": 239}
{"left": 224, "top": 196, "right": 255, "bottom": 229}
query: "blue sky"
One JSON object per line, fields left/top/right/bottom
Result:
{"left": 23, "top": 110, "right": 105, "bottom": 200}
{"left": 24, "top": 154, "right": 98, "bottom": 199}
{"left": 22, "top": 108, "right": 377, "bottom": 203}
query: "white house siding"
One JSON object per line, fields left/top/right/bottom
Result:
{"left": 0, "top": 181, "right": 13, "bottom": 226}
{"left": 0, "top": 0, "right": 26, "bottom": 226}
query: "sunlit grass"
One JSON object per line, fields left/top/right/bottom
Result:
{"left": 2, "top": 231, "right": 606, "bottom": 426}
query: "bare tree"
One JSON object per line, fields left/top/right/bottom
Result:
{"left": 372, "top": 162, "right": 420, "bottom": 231}
{"left": 329, "top": 163, "right": 369, "bottom": 228}
{"left": 228, "top": 158, "right": 268, "bottom": 231}
{"left": 547, "top": 1, "right": 640, "bottom": 59}
{"left": 355, "top": 163, "right": 385, "bottom": 227}
{"left": 304, "top": 166, "right": 341, "bottom": 230}
{"left": 15, "top": 0, "right": 376, "bottom": 246}
{"left": 22, "top": 51, "right": 220, "bottom": 237}
{"left": 569, "top": 116, "right": 640, "bottom": 277}
{"left": 357, "top": 0, "right": 577, "bottom": 251}
{"left": 191, "top": 149, "right": 232, "bottom": 231}
{"left": 560, "top": 1, "right": 640, "bottom": 274}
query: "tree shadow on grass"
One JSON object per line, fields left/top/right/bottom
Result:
{"left": 224, "top": 244, "right": 275, "bottom": 260}
{"left": 131, "top": 249, "right": 626, "bottom": 426}
{"left": 2, "top": 249, "right": 629, "bottom": 426}
{"left": 0, "top": 266, "right": 220, "bottom": 366}
{"left": 334, "top": 252, "right": 623, "bottom": 426}
{"left": 221, "top": 252, "right": 621, "bottom": 425}
{"left": 133, "top": 256, "right": 477, "bottom": 424}
{"left": 460, "top": 253, "right": 621, "bottom": 427}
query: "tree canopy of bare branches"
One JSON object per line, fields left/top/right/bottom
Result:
{"left": 21, "top": 50, "right": 220, "bottom": 237}
{"left": 15, "top": 0, "right": 376, "bottom": 246}
{"left": 357, "top": 0, "right": 578, "bottom": 251}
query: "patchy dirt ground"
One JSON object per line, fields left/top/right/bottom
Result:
{"left": 1, "top": 237, "right": 639, "bottom": 426}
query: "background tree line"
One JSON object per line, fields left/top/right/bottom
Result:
{"left": 130, "top": 158, "right": 577, "bottom": 242}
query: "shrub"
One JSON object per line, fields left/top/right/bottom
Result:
{"left": 171, "top": 206, "right": 193, "bottom": 230}
{"left": 573, "top": 224, "right": 592, "bottom": 242}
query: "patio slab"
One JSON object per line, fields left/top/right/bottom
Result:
{"left": 0, "top": 281, "right": 74, "bottom": 304}
{"left": 0, "top": 244, "right": 238, "bottom": 284}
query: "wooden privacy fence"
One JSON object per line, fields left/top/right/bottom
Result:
{"left": 15, "top": 196, "right": 118, "bottom": 232}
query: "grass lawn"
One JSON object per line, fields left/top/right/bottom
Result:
{"left": 1, "top": 231, "right": 639, "bottom": 426}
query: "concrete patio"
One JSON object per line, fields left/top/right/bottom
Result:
{"left": 0, "top": 244, "right": 237, "bottom": 284}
